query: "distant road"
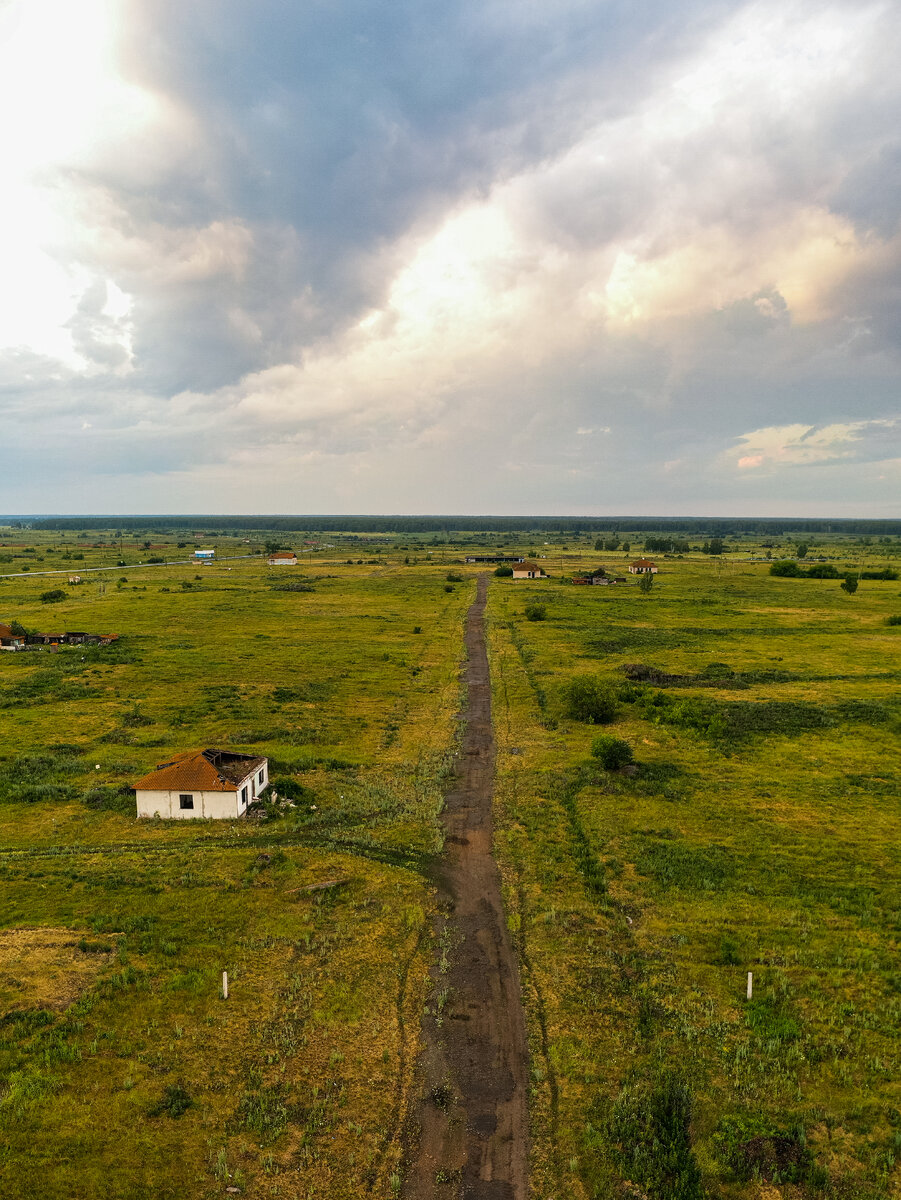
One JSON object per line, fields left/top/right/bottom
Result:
{"left": 0, "top": 554, "right": 258, "bottom": 580}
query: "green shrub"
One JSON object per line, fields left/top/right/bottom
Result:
{"left": 82, "top": 786, "right": 134, "bottom": 814}
{"left": 561, "top": 674, "right": 618, "bottom": 724}
{"left": 770, "top": 561, "right": 803, "bottom": 577}
{"left": 887, "top": 615, "right": 901, "bottom": 626}
{"left": 494, "top": 565, "right": 513, "bottom": 577}
{"left": 40, "top": 589, "right": 67, "bottom": 604}
{"left": 590, "top": 734, "right": 633, "bottom": 769}
{"left": 148, "top": 1082, "right": 192, "bottom": 1119}
{"left": 713, "top": 1115, "right": 815, "bottom": 1184}
{"left": 806, "top": 564, "right": 844, "bottom": 578}
{"left": 607, "top": 1072, "right": 703, "bottom": 1200}
{"left": 445, "top": 571, "right": 463, "bottom": 582}
{"left": 840, "top": 573, "right": 859, "bottom": 595}
{"left": 861, "top": 568, "right": 899, "bottom": 580}
{"left": 524, "top": 602, "right": 546, "bottom": 622}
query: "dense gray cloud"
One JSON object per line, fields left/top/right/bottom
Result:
{"left": 0, "top": 0, "right": 900, "bottom": 515}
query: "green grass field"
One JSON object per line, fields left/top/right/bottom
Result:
{"left": 1, "top": 528, "right": 900, "bottom": 1198}
{"left": 489, "top": 551, "right": 901, "bottom": 1200}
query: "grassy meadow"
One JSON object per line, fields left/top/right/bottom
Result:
{"left": 0, "top": 525, "right": 900, "bottom": 1198}
{"left": 488, "top": 544, "right": 901, "bottom": 1199}
{"left": 0, "top": 535, "right": 474, "bottom": 1199}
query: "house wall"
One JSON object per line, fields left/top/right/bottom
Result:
{"left": 136, "top": 788, "right": 241, "bottom": 819}
{"left": 268, "top": 557, "right": 297, "bottom": 565}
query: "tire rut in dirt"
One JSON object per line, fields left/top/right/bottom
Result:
{"left": 402, "top": 575, "right": 529, "bottom": 1199}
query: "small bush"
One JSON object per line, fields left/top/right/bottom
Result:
{"left": 805, "top": 563, "right": 840, "bottom": 578}
{"left": 40, "top": 589, "right": 67, "bottom": 604}
{"left": 494, "top": 565, "right": 513, "bottom": 577}
{"left": 148, "top": 1082, "right": 192, "bottom": 1119}
{"left": 770, "top": 561, "right": 803, "bottom": 577}
{"left": 713, "top": 1115, "right": 815, "bottom": 1184}
{"left": 82, "top": 785, "right": 134, "bottom": 814}
{"left": 446, "top": 571, "right": 463, "bottom": 582}
{"left": 840, "top": 573, "right": 859, "bottom": 595}
{"left": 444, "top": 584, "right": 454, "bottom": 593}
{"left": 561, "top": 674, "right": 618, "bottom": 724}
{"left": 607, "top": 1072, "right": 703, "bottom": 1200}
{"left": 524, "top": 602, "right": 546, "bottom": 621}
{"left": 590, "top": 734, "right": 633, "bottom": 769}
{"left": 413, "top": 625, "right": 422, "bottom": 634}
{"left": 887, "top": 615, "right": 901, "bottom": 626}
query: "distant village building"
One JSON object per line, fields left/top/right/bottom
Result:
{"left": 512, "top": 561, "right": 547, "bottom": 579}
{"left": 268, "top": 551, "right": 298, "bottom": 566}
{"left": 573, "top": 568, "right": 616, "bottom": 586}
{"left": 68, "top": 575, "right": 83, "bottom": 585}
{"left": 629, "top": 560, "right": 658, "bottom": 575}
{"left": 27, "top": 631, "right": 117, "bottom": 647}
{"left": 133, "top": 749, "right": 269, "bottom": 820}
{"left": 0, "top": 623, "right": 25, "bottom": 651}
{"left": 465, "top": 555, "right": 525, "bottom": 564}
{"left": 194, "top": 549, "right": 215, "bottom": 561}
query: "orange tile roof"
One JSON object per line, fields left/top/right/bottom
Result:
{"left": 132, "top": 749, "right": 266, "bottom": 793}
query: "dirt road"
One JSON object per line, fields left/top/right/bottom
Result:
{"left": 403, "top": 576, "right": 529, "bottom": 1199}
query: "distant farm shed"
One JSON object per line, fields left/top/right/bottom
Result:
{"left": 629, "top": 560, "right": 658, "bottom": 574}
{"left": 268, "top": 551, "right": 298, "bottom": 565}
{"left": 133, "top": 749, "right": 269, "bottom": 819}
{"left": 512, "top": 562, "right": 547, "bottom": 579}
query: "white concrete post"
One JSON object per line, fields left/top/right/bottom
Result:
{"left": 746, "top": 971, "right": 753, "bottom": 1000}
{"left": 222, "top": 971, "right": 229, "bottom": 1000}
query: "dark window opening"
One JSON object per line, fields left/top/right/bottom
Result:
{"left": 241, "top": 786, "right": 248, "bottom": 805}
{"left": 179, "top": 794, "right": 194, "bottom": 810}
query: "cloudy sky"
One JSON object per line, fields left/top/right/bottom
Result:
{"left": 1, "top": 0, "right": 899, "bottom": 516}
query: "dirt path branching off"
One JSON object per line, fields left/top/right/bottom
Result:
{"left": 403, "top": 576, "right": 529, "bottom": 1199}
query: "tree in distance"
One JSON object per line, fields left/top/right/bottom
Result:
{"left": 591, "top": 734, "right": 634, "bottom": 769}
{"left": 524, "top": 602, "right": 547, "bottom": 621}
{"left": 638, "top": 572, "right": 654, "bottom": 593}
{"left": 40, "top": 589, "right": 67, "bottom": 604}
{"left": 796, "top": 543, "right": 809, "bottom": 558}
{"left": 562, "top": 674, "right": 618, "bottom": 723}
{"left": 840, "top": 573, "right": 859, "bottom": 595}
{"left": 494, "top": 565, "right": 514, "bottom": 577}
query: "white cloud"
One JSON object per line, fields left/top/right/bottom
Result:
{"left": 729, "top": 419, "right": 898, "bottom": 470}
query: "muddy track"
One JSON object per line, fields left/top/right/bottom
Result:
{"left": 403, "top": 576, "right": 529, "bottom": 1199}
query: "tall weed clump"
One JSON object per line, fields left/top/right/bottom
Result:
{"left": 607, "top": 1072, "right": 703, "bottom": 1200}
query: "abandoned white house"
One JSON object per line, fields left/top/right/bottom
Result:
{"left": 512, "top": 561, "right": 547, "bottom": 579}
{"left": 133, "top": 749, "right": 269, "bottom": 819}
{"left": 629, "top": 559, "right": 658, "bottom": 575}
{"left": 267, "top": 551, "right": 298, "bottom": 566}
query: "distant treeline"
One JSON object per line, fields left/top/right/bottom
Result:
{"left": 25, "top": 514, "right": 901, "bottom": 536}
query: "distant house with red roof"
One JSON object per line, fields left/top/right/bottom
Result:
{"left": 268, "top": 551, "right": 298, "bottom": 566}
{"left": 629, "top": 559, "right": 658, "bottom": 575}
{"left": 512, "top": 561, "right": 547, "bottom": 579}
{"left": 0, "top": 623, "right": 25, "bottom": 651}
{"left": 133, "top": 749, "right": 269, "bottom": 819}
